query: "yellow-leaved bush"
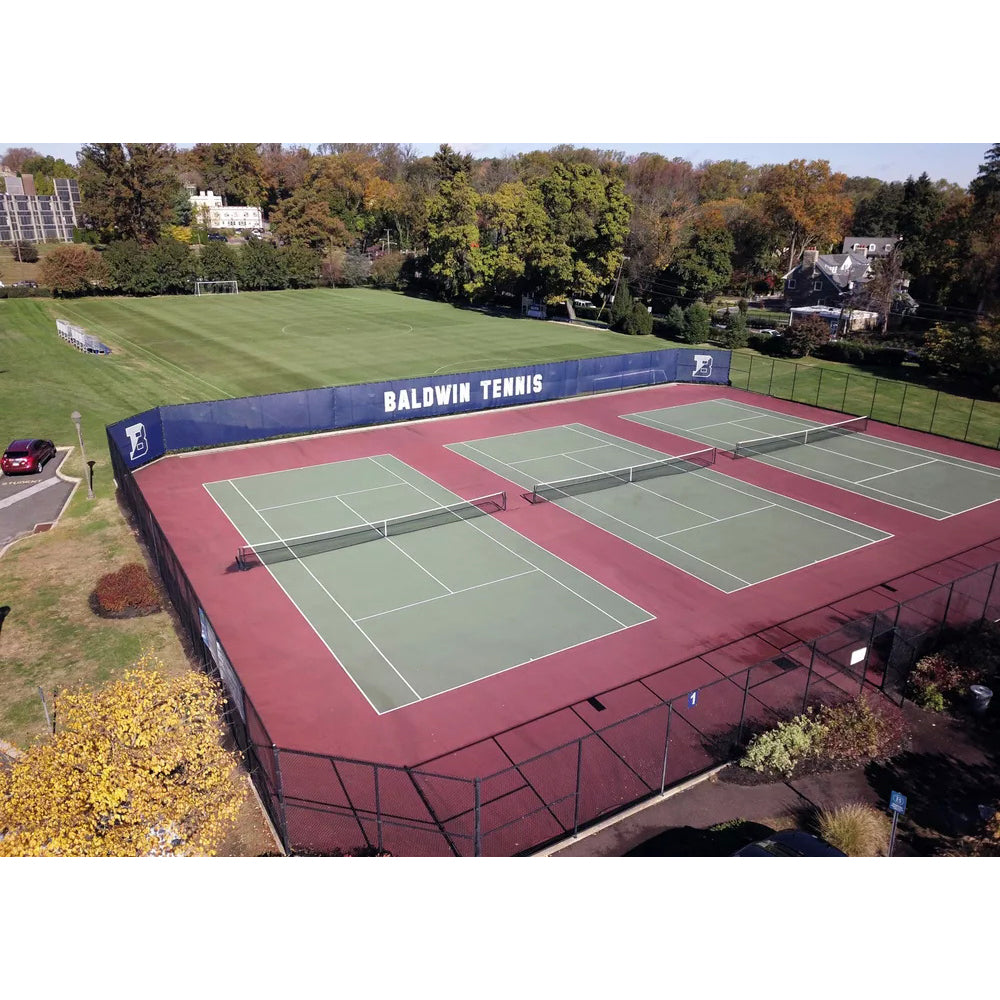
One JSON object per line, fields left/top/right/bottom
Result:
{"left": 0, "top": 654, "right": 246, "bottom": 856}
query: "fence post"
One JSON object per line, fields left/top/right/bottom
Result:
{"left": 963, "top": 399, "right": 976, "bottom": 442}
{"left": 867, "top": 378, "right": 878, "bottom": 417}
{"left": 736, "top": 670, "right": 752, "bottom": 747}
{"left": 928, "top": 389, "right": 941, "bottom": 435}
{"left": 814, "top": 368, "right": 824, "bottom": 408}
{"left": 938, "top": 580, "right": 955, "bottom": 639}
{"left": 897, "top": 382, "right": 908, "bottom": 426}
{"left": 270, "top": 745, "right": 290, "bottom": 854}
{"left": 374, "top": 764, "right": 383, "bottom": 856}
{"left": 767, "top": 357, "right": 776, "bottom": 396}
{"left": 983, "top": 562, "right": 1000, "bottom": 622}
{"left": 474, "top": 778, "right": 482, "bottom": 857}
{"left": 572, "top": 738, "right": 583, "bottom": 836}
{"left": 802, "top": 645, "right": 817, "bottom": 710}
{"left": 659, "top": 703, "right": 673, "bottom": 794}
{"left": 841, "top": 373, "right": 850, "bottom": 414}
{"left": 790, "top": 363, "right": 799, "bottom": 401}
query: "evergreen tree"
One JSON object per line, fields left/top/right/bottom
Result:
{"left": 683, "top": 301, "right": 711, "bottom": 343}
{"left": 609, "top": 279, "right": 633, "bottom": 332}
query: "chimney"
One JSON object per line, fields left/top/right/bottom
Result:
{"left": 802, "top": 247, "right": 819, "bottom": 269}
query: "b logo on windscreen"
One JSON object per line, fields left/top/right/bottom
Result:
{"left": 124, "top": 422, "right": 148, "bottom": 460}
{"left": 692, "top": 354, "right": 714, "bottom": 378}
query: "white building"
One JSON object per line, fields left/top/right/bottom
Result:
{"left": 189, "top": 190, "right": 263, "bottom": 231}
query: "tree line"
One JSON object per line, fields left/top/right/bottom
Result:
{"left": 5, "top": 142, "right": 1000, "bottom": 324}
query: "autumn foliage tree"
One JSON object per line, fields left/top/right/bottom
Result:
{"left": 0, "top": 657, "right": 246, "bottom": 856}
{"left": 39, "top": 244, "right": 107, "bottom": 295}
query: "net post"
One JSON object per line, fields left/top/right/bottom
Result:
{"left": 474, "top": 778, "right": 482, "bottom": 857}
{"left": 374, "top": 764, "right": 383, "bottom": 855}
{"left": 572, "top": 737, "right": 583, "bottom": 835}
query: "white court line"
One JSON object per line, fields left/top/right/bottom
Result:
{"left": 656, "top": 505, "right": 773, "bottom": 538}
{"left": 337, "top": 493, "right": 455, "bottom": 596}
{"left": 625, "top": 410, "right": 948, "bottom": 517}
{"left": 224, "top": 479, "right": 422, "bottom": 701}
{"left": 258, "top": 481, "right": 401, "bottom": 512}
{"left": 506, "top": 442, "right": 612, "bottom": 467}
{"left": 203, "top": 484, "right": 408, "bottom": 714}
{"left": 368, "top": 456, "right": 647, "bottom": 631}
{"left": 355, "top": 570, "right": 539, "bottom": 622}
{"left": 748, "top": 450, "right": 952, "bottom": 517}
{"left": 855, "top": 459, "right": 937, "bottom": 483}
{"left": 569, "top": 424, "right": 887, "bottom": 543}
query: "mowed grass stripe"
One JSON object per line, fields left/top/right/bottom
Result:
{"left": 1, "top": 288, "right": 658, "bottom": 457}
{"left": 41, "top": 288, "right": 657, "bottom": 396}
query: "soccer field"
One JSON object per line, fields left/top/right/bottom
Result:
{"left": 0, "top": 289, "right": 658, "bottom": 447}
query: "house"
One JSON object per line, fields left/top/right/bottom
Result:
{"left": 790, "top": 305, "right": 880, "bottom": 338}
{"left": 841, "top": 235, "right": 901, "bottom": 257}
{"left": 782, "top": 242, "right": 916, "bottom": 325}
{"left": 188, "top": 190, "right": 263, "bottom": 232}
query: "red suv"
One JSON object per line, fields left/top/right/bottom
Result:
{"left": 1, "top": 439, "right": 57, "bottom": 475}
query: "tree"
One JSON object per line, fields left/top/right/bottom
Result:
{"left": 760, "top": 159, "right": 853, "bottom": 271}
{"left": 426, "top": 173, "right": 488, "bottom": 300}
{"left": 609, "top": 279, "right": 634, "bottom": 331}
{"left": 240, "top": 238, "right": 286, "bottom": 290}
{"left": 198, "top": 241, "right": 240, "bottom": 282}
{"left": 278, "top": 242, "right": 321, "bottom": 288}
{"left": 12, "top": 240, "right": 38, "bottom": 263}
{"left": 102, "top": 240, "right": 161, "bottom": 295}
{"left": 0, "top": 659, "right": 246, "bottom": 856}
{"left": 432, "top": 143, "right": 474, "bottom": 180}
{"left": 664, "top": 303, "right": 686, "bottom": 339}
{"left": 683, "top": 301, "right": 711, "bottom": 343}
{"left": 783, "top": 315, "right": 830, "bottom": 358}
{"left": 1, "top": 146, "right": 39, "bottom": 173}
{"left": 625, "top": 300, "right": 653, "bottom": 336}
{"left": 665, "top": 223, "right": 734, "bottom": 301}
{"left": 369, "top": 251, "right": 405, "bottom": 289}
{"left": 78, "top": 143, "right": 183, "bottom": 243}
{"left": 148, "top": 237, "right": 197, "bottom": 294}
{"left": 187, "top": 143, "right": 265, "bottom": 207}
{"left": 716, "top": 310, "right": 749, "bottom": 349}
{"left": 39, "top": 244, "right": 107, "bottom": 295}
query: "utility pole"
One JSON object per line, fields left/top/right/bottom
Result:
{"left": 597, "top": 255, "right": 629, "bottom": 322}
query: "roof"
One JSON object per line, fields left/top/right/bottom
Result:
{"left": 782, "top": 251, "right": 871, "bottom": 287}
{"left": 842, "top": 235, "right": 901, "bottom": 254}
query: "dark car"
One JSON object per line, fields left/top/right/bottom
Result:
{"left": 207, "top": 233, "right": 228, "bottom": 242}
{"left": 733, "top": 830, "right": 846, "bottom": 857}
{"left": 1, "top": 438, "right": 57, "bottom": 475}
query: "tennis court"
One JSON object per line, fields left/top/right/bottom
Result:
{"left": 204, "top": 454, "right": 652, "bottom": 713}
{"left": 447, "top": 423, "right": 891, "bottom": 593}
{"left": 623, "top": 398, "right": 1000, "bottom": 519}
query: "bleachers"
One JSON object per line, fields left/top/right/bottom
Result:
{"left": 55, "top": 318, "right": 111, "bottom": 355}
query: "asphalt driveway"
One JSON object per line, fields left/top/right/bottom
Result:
{"left": 0, "top": 449, "right": 76, "bottom": 552}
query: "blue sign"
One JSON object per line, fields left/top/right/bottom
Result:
{"left": 106, "top": 408, "right": 166, "bottom": 470}
{"left": 889, "top": 791, "right": 907, "bottom": 814}
{"left": 687, "top": 690, "right": 698, "bottom": 708}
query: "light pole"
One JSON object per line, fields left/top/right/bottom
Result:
{"left": 71, "top": 410, "right": 94, "bottom": 499}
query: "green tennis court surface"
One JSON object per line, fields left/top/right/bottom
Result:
{"left": 447, "top": 424, "right": 890, "bottom": 593}
{"left": 623, "top": 399, "right": 1000, "bottom": 519}
{"left": 205, "top": 454, "right": 651, "bottom": 713}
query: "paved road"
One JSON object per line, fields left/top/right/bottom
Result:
{"left": 0, "top": 449, "right": 76, "bottom": 552}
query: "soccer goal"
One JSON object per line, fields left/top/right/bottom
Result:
{"left": 194, "top": 280, "right": 239, "bottom": 295}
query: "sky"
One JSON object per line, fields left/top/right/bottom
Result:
{"left": 5, "top": 142, "right": 990, "bottom": 189}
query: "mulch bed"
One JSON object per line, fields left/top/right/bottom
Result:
{"left": 88, "top": 592, "right": 161, "bottom": 620}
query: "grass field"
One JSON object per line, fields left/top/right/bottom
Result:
{"left": 0, "top": 289, "right": 664, "bottom": 748}
{"left": 0, "top": 288, "right": 664, "bottom": 460}
{"left": 729, "top": 351, "right": 1000, "bottom": 449}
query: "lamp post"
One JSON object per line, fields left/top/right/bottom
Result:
{"left": 71, "top": 410, "right": 94, "bottom": 499}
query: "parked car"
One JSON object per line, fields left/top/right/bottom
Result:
{"left": 733, "top": 829, "right": 846, "bottom": 857}
{"left": 1, "top": 438, "right": 57, "bottom": 475}
{"left": 573, "top": 298, "right": 596, "bottom": 309}
{"left": 207, "top": 233, "right": 228, "bottom": 242}
{"left": 13, "top": 280, "right": 38, "bottom": 288}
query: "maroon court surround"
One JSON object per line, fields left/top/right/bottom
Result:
{"left": 133, "top": 383, "right": 1000, "bottom": 769}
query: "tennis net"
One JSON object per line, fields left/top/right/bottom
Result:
{"left": 526, "top": 446, "right": 717, "bottom": 504}
{"left": 236, "top": 491, "right": 507, "bottom": 569}
{"left": 732, "top": 415, "right": 869, "bottom": 459}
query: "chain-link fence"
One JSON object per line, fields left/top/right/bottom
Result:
{"left": 729, "top": 353, "right": 1000, "bottom": 449}
{"left": 108, "top": 426, "right": 1000, "bottom": 856}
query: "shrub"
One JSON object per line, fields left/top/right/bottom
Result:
{"left": 683, "top": 301, "right": 711, "bottom": 343}
{"left": 13, "top": 240, "right": 39, "bottom": 263}
{"left": 92, "top": 563, "right": 160, "bottom": 617}
{"left": 740, "top": 710, "right": 827, "bottom": 777}
{"left": 817, "top": 803, "right": 890, "bottom": 857}
{"left": 907, "top": 652, "right": 980, "bottom": 711}
{"left": 814, "top": 695, "right": 908, "bottom": 763}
